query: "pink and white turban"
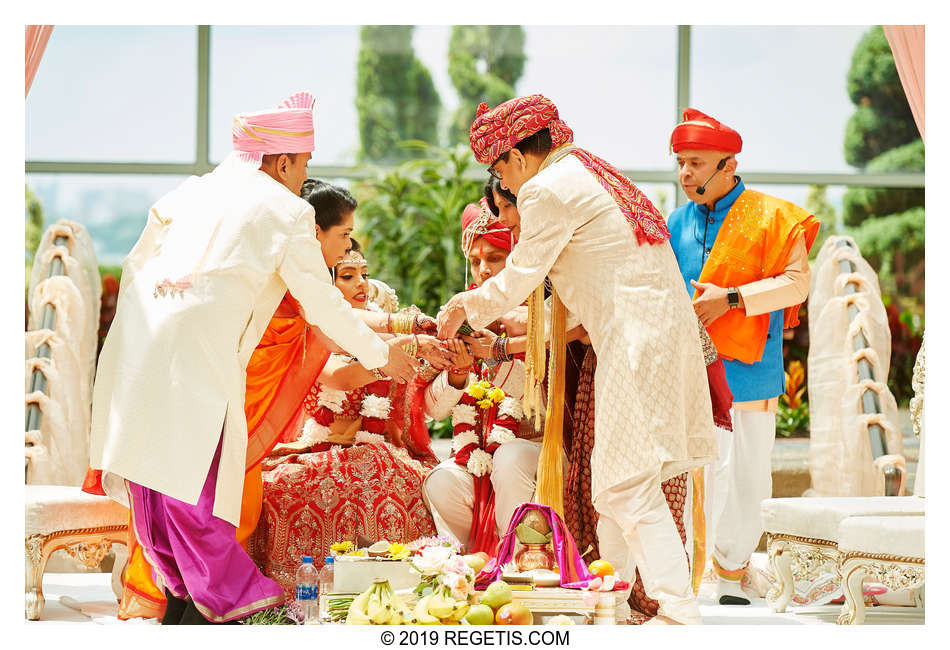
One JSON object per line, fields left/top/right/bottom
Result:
{"left": 231, "top": 91, "right": 316, "bottom": 167}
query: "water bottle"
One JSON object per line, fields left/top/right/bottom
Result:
{"left": 318, "top": 556, "right": 335, "bottom": 622}
{"left": 296, "top": 555, "right": 319, "bottom": 624}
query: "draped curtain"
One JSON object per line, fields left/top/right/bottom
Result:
{"left": 883, "top": 25, "right": 925, "bottom": 143}
{"left": 26, "top": 25, "right": 54, "bottom": 98}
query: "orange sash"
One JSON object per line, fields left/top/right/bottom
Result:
{"left": 244, "top": 292, "right": 330, "bottom": 471}
{"left": 697, "top": 190, "right": 820, "bottom": 364}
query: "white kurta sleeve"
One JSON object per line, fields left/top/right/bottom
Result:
{"left": 278, "top": 211, "right": 389, "bottom": 370}
{"left": 118, "top": 207, "right": 166, "bottom": 298}
{"left": 424, "top": 371, "right": 469, "bottom": 421}
{"left": 460, "top": 182, "right": 579, "bottom": 330}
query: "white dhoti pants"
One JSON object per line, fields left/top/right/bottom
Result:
{"left": 422, "top": 439, "right": 541, "bottom": 549}
{"left": 594, "top": 470, "right": 702, "bottom": 624}
{"left": 705, "top": 409, "right": 776, "bottom": 574}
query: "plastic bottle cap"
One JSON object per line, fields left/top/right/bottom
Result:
{"left": 302, "top": 555, "right": 313, "bottom": 563}
{"left": 325, "top": 556, "right": 334, "bottom": 564}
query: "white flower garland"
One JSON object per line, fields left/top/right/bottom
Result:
{"left": 360, "top": 394, "right": 392, "bottom": 420}
{"left": 301, "top": 418, "right": 330, "bottom": 444}
{"left": 487, "top": 424, "right": 517, "bottom": 447}
{"left": 316, "top": 386, "right": 348, "bottom": 414}
{"left": 466, "top": 448, "right": 493, "bottom": 477}
{"left": 354, "top": 430, "right": 386, "bottom": 445}
{"left": 451, "top": 430, "right": 479, "bottom": 454}
{"left": 451, "top": 403, "right": 477, "bottom": 428}
{"left": 497, "top": 396, "right": 524, "bottom": 420}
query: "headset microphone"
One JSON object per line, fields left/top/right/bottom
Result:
{"left": 695, "top": 157, "right": 729, "bottom": 196}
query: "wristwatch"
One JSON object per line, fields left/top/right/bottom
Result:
{"left": 727, "top": 287, "right": 739, "bottom": 310}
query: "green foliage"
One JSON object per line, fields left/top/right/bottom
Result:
{"left": 843, "top": 26, "right": 917, "bottom": 168}
{"left": 447, "top": 26, "right": 526, "bottom": 144}
{"left": 776, "top": 401, "right": 809, "bottom": 438}
{"left": 25, "top": 185, "right": 45, "bottom": 263}
{"left": 427, "top": 417, "right": 455, "bottom": 440}
{"left": 353, "top": 142, "right": 483, "bottom": 319}
{"left": 844, "top": 106, "right": 918, "bottom": 168}
{"left": 851, "top": 206, "right": 925, "bottom": 301}
{"left": 883, "top": 297, "right": 924, "bottom": 405}
{"left": 238, "top": 604, "right": 300, "bottom": 625}
{"left": 846, "top": 27, "right": 912, "bottom": 115}
{"left": 804, "top": 185, "right": 838, "bottom": 257}
{"left": 356, "top": 26, "right": 441, "bottom": 163}
{"left": 842, "top": 140, "right": 925, "bottom": 227}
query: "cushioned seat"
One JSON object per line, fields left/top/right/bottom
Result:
{"left": 761, "top": 496, "right": 925, "bottom": 541}
{"left": 836, "top": 515, "right": 925, "bottom": 625}
{"left": 838, "top": 515, "right": 925, "bottom": 559}
{"left": 25, "top": 485, "right": 128, "bottom": 620}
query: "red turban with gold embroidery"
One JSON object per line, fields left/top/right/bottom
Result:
{"left": 468, "top": 94, "right": 669, "bottom": 246}
{"left": 469, "top": 94, "right": 574, "bottom": 164}
{"left": 670, "top": 108, "right": 742, "bottom": 154}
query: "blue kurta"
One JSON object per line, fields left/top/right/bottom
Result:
{"left": 667, "top": 178, "right": 784, "bottom": 402}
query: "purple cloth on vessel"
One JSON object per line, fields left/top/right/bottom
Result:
{"left": 474, "top": 502, "right": 624, "bottom": 590}
{"left": 128, "top": 436, "right": 284, "bottom": 622}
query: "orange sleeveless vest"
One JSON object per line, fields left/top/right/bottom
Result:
{"left": 697, "top": 189, "right": 820, "bottom": 364}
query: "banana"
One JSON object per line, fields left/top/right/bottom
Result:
{"left": 449, "top": 602, "right": 470, "bottom": 621}
{"left": 412, "top": 594, "right": 440, "bottom": 624}
{"left": 367, "top": 584, "right": 385, "bottom": 623}
{"left": 345, "top": 587, "right": 374, "bottom": 625}
{"left": 427, "top": 591, "right": 455, "bottom": 619}
{"left": 370, "top": 584, "right": 393, "bottom": 625}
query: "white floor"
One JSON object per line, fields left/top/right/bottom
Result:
{"left": 28, "top": 554, "right": 920, "bottom": 626}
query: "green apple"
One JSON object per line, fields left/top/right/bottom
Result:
{"left": 464, "top": 603, "right": 495, "bottom": 625}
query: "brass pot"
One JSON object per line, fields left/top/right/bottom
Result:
{"left": 514, "top": 543, "right": 555, "bottom": 572}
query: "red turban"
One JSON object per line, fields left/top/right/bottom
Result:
{"left": 468, "top": 95, "right": 669, "bottom": 246}
{"left": 461, "top": 198, "right": 515, "bottom": 254}
{"left": 670, "top": 108, "right": 742, "bottom": 154}
{"left": 469, "top": 94, "right": 574, "bottom": 165}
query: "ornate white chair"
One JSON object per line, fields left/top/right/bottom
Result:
{"left": 25, "top": 485, "right": 128, "bottom": 620}
{"left": 761, "top": 496, "right": 924, "bottom": 612}
{"left": 836, "top": 515, "right": 924, "bottom": 625}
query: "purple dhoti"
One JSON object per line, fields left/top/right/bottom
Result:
{"left": 127, "top": 438, "right": 284, "bottom": 622}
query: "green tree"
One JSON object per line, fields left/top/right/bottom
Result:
{"left": 355, "top": 26, "right": 441, "bottom": 163}
{"left": 447, "top": 26, "right": 526, "bottom": 145}
{"left": 353, "top": 142, "right": 482, "bottom": 318}
{"left": 26, "top": 185, "right": 44, "bottom": 263}
{"left": 841, "top": 26, "right": 924, "bottom": 308}
{"left": 804, "top": 185, "right": 838, "bottom": 258}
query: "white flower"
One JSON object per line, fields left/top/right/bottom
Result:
{"left": 466, "top": 448, "right": 493, "bottom": 477}
{"left": 300, "top": 418, "right": 330, "bottom": 444}
{"left": 451, "top": 430, "right": 479, "bottom": 454}
{"left": 487, "top": 425, "right": 516, "bottom": 446}
{"left": 360, "top": 394, "right": 392, "bottom": 419}
{"left": 411, "top": 545, "right": 455, "bottom": 576}
{"left": 451, "top": 403, "right": 477, "bottom": 428}
{"left": 442, "top": 571, "right": 474, "bottom": 602}
{"left": 317, "top": 386, "right": 348, "bottom": 413}
{"left": 354, "top": 430, "right": 385, "bottom": 446}
{"left": 443, "top": 555, "right": 474, "bottom": 580}
{"left": 497, "top": 396, "right": 524, "bottom": 420}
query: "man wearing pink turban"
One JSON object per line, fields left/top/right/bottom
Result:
{"left": 438, "top": 95, "right": 716, "bottom": 624}
{"left": 89, "top": 92, "right": 417, "bottom": 623}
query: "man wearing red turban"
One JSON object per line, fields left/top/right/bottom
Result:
{"left": 438, "top": 95, "right": 716, "bottom": 625}
{"left": 667, "top": 108, "right": 820, "bottom": 605}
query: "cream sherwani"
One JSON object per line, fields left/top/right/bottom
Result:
{"left": 458, "top": 152, "right": 716, "bottom": 622}
{"left": 89, "top": 157, "right": 389, "bottom": 527}
{"left": 460, "top": 154, "right": 716, "bottom": 498}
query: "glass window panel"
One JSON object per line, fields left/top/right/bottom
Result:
{"left": 516, "top": 26, "right": 678, "bottom": 170}
{"left": 26, "top": 174, "right": 187, "bottom": 265}
{"left": 26, "top": 26, "right": 197, "bottom": 163}
{"left": 690, "top": 26, "right": 874, "bottom": 174}
{"left": 210, "top": 26, "right": 361, "bottom": 166}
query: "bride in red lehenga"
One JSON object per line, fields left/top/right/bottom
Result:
{"left": 247, "top": 239, "right": 466, "bottom": 596}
